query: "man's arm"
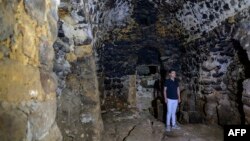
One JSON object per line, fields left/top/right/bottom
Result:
{"left": 164, "top": 86, "right": 167, "bottom": 103}
{"left": 177, "top": 87, "right": 181, "bottom": 103}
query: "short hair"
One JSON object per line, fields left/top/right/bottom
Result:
{"left": 168, "top": 69, "right": 175, "bottom": 73}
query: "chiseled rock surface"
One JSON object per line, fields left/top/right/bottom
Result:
{"left": 56, "top": 56, "right": 103, "bottom": 141}
{"left": 180, "top": 10, "right": 250, "bottom": 125}
{"left": 101, "top": 110, "right": 223, "bottom": 141}
{"left": 89, "top": 0, "right": 250, "bottom": 126}
{"left": 176, "top": 0, "right": 250, "bottom": 37}
{"left": 101, "top": 110, "right": 164, "bottom": 141}
{"left": 234, "top": 20, "right": 250, "bottom": 62}
{"left": 55, "top": 0, "right": 103, "bottom": 140}
{"left": 233, "top": 13, "right": 250, "bottom": 125}
{"left": 0, "top": 0, "right": 61, "bottom": 140}
{"left": 243, "top": 79, "right": 250, "bottom": 124}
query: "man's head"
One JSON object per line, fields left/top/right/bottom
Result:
{"left": 168, "top": 69, "right": 176, "bottom": 79}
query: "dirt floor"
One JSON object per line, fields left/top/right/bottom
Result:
{"left": 101, "top": 109, "right": 223, "bottom": 141}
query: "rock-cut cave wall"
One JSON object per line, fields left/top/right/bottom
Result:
{"left": 0, "top": 0, "right": 62, "bottom": 140}
{"left": 95, "top": 0, "right": 185, "bottom": 111}
{"left": 41, "top": 0, "right": 136, "bottom": 140}
{"left": 54, "top": 0, "right": 104, "bottom": 140}
{"left": 95, "top": 0, "right": 250, "bottom": 126}
{"left": 53, "top": 0, "right": 134, "bottom": 140}
{"left": 234, "top": 16, "right": 250, "bottom": 124}
{"left": 1, "top": 0, "right": 250, "bottom": 141}
{"left": 180, "top": 6, "right": 250, "bottom": 125}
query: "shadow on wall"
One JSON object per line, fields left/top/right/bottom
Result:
{"left": 232, "top": 39, "right": 250, "bottom": 78}
{"left": 151, "top": 77, "right": 165, "bottom": 122}
{"left": 232, "top": 39, "right": 250, "bottom": 124}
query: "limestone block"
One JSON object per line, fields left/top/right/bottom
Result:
{"left": 0, "top": 0, "right": 61, "bottom": 141}
{"left": 217, "top": 98, "right": 241, "bottom": 125}
{"left": 40, "top": 40, "right": 55, "bottom": 69}
{"left": 47, "top": 0, "right": 60, "bottom": 42}
{"left": 0, "top": 106, "right": 28, "bottom": 141}
{"left": 74, "top": 44, "right": 93, "bottom": 58}
{"left": 62, "top": 22, "right": 88, "bottom": 41}
{"left": 38, "top": 123, "right": 62, "bottom": 141}
{"left": 0, "top": 60, "right": 48, "bottom": 102}
{"left": 204, "top": 102, "right": 218, "bottom": 124}
{"left": 127, "top": 75, "right": 136, "bottom": 107}
{"left": 0, "top": 52, "right": 3, "bottom": 60}
{"left": 202, "top": 60, "right": 219, "bottom": 71}
{"left": 243, "top": 105, "right": 250, "bottom": 124}
{"left": 242, "top": 96, "right": 250, "bottom": 107}
{"left": 0, "top": 0, "right": 17, "bottom": 41}
{"left": 243, "top": 79, "right": 250, "bottom": 98}
{"left": 56, "top": 55, "right": 103, "bottom": 141}
{"left": 24, "top": 0, "right": 46, "bottom": 24}
{"left": 243, "top": 79, "right": 250, "bottom": 124}
{"left": 29, "top": 100, "right": 57, "bottom": 140}
{"left": 0, "top": 101, "right": 61, "bottom": 141}
{"left": 40, "top": 70, "right": 58, "bottom": 94}
{"left": 66, "top": 52, "right": 77, "bottom": 62}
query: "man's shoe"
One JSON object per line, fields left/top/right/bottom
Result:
{"left": 166, "top": 126, "right": 171, "bottom": 132}
{"left": 172, "top": 124, "right": 181, "bottom": 130}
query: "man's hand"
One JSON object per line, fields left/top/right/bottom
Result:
{"left": 177, "top": 87, "right": 181, "bottom": 103}
{"left": 178, "top": 98, "right": 181, "bottom": 103}
{"left": 165, "top": 98, "right": 168, "bottom": 104}
{"left": 164, "top": 87, "right": 167, "bottom": 104}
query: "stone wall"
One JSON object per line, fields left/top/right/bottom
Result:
{"left": 136, "top": 73, "right": 158, "bottom": 112}
{"left": 96, "top": 30, "right": 182, "bottom": 111}
{"left": 243, "top": 80, "right": 250, "bottom": 124}
{"left": 1, "top": 1, "right": 250, "bottom": 141}
{"left": 0, "top": 0, "right": 62, "bottom": 140}
{"left": 99, "top": 75, "right": 136, "bottom": 110}
{"left": 94, "top": 0, "right": 250, "bottom": 126}
{"left": 54, "top": 0, "right": 104, "bottom": 140}
{"left": 94, "top": 0, "right": 188, "bottom": 111}
{"left": 53, "top": 0, "right": 250, "bottom": 131}
{"left": 233, "top": 16, "right": 250, "bottom": 124}
{"left": 180, "top": 8, "right": 250, "bottom": 124}
{"left": 54, "top": 0, "right": 139, "bottom": 140}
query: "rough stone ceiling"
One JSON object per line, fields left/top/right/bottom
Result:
{"left": 176, "top": 0, "right": 250, "bottom": 36}
{"left": 93, "top": 0, "right": 250, "bottom": 42}
{"left": 2, "top": 0, "right": 250, "bottom": 141}
{"left": 58, "top": 0, "right": 250, "bottom": 41}
{"left": 90, "top": 0, "right": 250, "bottom": 79}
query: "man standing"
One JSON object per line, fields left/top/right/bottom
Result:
{"left": 164, "top": 69, "right": 181, "bottom": 131}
